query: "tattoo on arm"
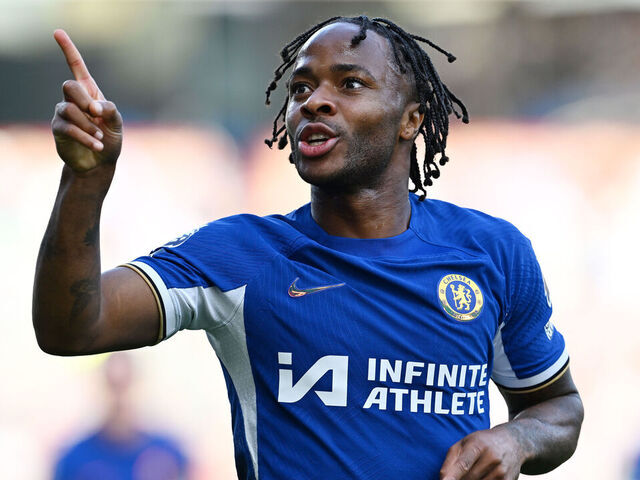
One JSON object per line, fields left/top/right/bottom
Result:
{"left": 83, "top": 204, "right": 101, "bottom": 246}
{"left": 69, "top": 277, "right": 98, "bottom": 323}
{"left": 41, "top": 231, "right": 61, "bottom": 260}
{"left": 83, "top": 221, "right": 99, "bottom": 246}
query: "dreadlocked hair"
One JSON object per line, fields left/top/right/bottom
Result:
{"left": 264, "top": 15, "right": 469, "bottom": 200}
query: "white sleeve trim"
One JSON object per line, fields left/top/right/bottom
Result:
{"left": 128, "top": 260, "right": 180, "bottom": 339}
{"left": 127, "top": 261, "right": 247, "bottom": 339}
{"left": 491, "top": 325, "right": 569, "bottom": 390}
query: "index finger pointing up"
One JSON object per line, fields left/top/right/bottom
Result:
{"left": 54, "top": 29, "right": 91, "bottom": 80}
{"left": 53, "top": 29, "right": 104, "bottom": 100}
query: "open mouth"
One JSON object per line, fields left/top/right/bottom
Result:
{"left": 306, "top": 133, "right": 331, "bottom": 145}
{"left": 298, "top": 123, "right": 339, "bottom": 158}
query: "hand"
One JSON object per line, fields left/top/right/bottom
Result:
{"left": 439, "top": 425, "right": 526, "bottom": 480}
{"left": 51, "top": 29, "right": 123, "bottom": 172}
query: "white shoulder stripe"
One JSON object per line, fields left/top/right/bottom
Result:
{"left": 168, "top": 284, "right": 245, "bottom": 332}
{"left": 205, "top": 287, "right": 259, "bottom": 479}
{"left": 491, "top": 326, "right": 569, "bottom": 389}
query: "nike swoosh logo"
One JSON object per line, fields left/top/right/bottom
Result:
{"left": 288, "top": 277, "right": 346, "bottom": 297}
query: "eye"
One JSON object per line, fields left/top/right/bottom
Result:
{"left": 343, "top": 77, "right": 366, "bottom": 90}
{"left": 290, "top": 82, "right": 311, "bottom": 96}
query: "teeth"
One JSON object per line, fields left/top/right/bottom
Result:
{"left": 307, "top": 133, "right": 329, "bottom": 143}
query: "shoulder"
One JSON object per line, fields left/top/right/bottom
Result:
{"left": 142, "top": 432, "right": 187, "bottom": 457}
{"left": 133, "top": 208, "right": 311, "bottom": 292}
{"left": 154, "top": 211, "right": 307, "bottom": 257}
{"left": 54, "top": 431, "right": 101, "bottom": 464}
{"left": 193, "top": 211, "right": 304, "bottom": 242}
{"left": 412, "top": 196, "right": 531, "bottom": 256}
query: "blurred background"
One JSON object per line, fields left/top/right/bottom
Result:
{"left": 1, "top": 0, "right": 639, "bottom": 478}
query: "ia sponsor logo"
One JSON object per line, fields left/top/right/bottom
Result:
{"left": 277, "top": 352, "right": 348, "bottom": 407}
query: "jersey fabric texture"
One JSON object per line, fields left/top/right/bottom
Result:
{"left": 126, "top": 193, "right": 568, "bottom": 480}
{"left": 53, "top": 430, "right": 188, "bottom": 480}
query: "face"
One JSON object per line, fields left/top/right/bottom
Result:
{"left": 285, "top": 22, "right": 415, "bottom": 191}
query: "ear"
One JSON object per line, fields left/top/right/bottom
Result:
{"left": 399, "top": 102, "right": 424, "bottom": 141}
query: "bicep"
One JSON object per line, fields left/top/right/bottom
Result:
{"left": 499, "top": 366, "right": 580, "bottom": 419}
{"left": 86, "top": 266, "right": 161, "bottom": 353}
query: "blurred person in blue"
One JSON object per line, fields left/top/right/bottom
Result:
{"left": 633, "top": 452, "right": 640, "bottom": 480}
{"left": 53, "top": 353, "right": 189, "bottom": 480}
{"left": 35, "top": 15, "right": 583, "bottom": 480}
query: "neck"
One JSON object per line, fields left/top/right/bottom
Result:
{"left": 101, "top": 403, "right": 138, "bottom": 442}
{"left": 310, "top": 182, "right": 410, "bottom": 239}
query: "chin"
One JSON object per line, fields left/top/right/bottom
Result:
{"left": 295, "top": 166, "right": 366, "bottom": 193}
{"left": 292, "top": 151, "right": 348, "bottom": 187}
{"left": 296, "top": 166, "right": 343, "bottom": 189}
{"left": 291, "top": 143, "right": 393, "bottom": 191}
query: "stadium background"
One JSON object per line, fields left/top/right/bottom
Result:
{"left": 1, "top": 0, "right": 639, "bottom": 478}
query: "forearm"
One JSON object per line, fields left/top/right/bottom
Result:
{"left": 33, "top": 164, "right": 115, "bottom": 354}
{"left": 502, "top": 392, "right": 584, "bottom": 474}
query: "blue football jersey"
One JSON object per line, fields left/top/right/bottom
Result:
{"left": 125, "top": 193, "right": 568, "bottom": 480}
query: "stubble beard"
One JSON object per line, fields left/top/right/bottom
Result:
{"left": 290, "top": 128, "right": 397, "bottom": 193}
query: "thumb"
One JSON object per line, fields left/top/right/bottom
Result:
{"left": 91, "top": 100, "right": 122, "bottom": 132}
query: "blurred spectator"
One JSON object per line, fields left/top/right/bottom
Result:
{"left": 52, "top": 353, "right": 189, "bottom": 480}
{"left": 633, "top": 452, "right": 640, "bottom": 480}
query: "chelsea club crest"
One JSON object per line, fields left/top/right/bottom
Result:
{"left": 438, "top": 274, "right": 484, "bottom": 321}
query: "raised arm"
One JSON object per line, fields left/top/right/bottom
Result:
{"left": 439, "top": 367, "right": 583, "bottom": 480}
{"left": 33, "top": 30, "right": 160, "bottom": 356}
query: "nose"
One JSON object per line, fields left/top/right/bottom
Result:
{"left": 301, "top": 85, "right": 336, "bottom": 117}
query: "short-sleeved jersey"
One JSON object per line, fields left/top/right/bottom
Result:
{"left": 126, "top": 193, "right": 568, "bottom": 480}
{"left": 53, "top": 430, "right": 188, "bottom": 480}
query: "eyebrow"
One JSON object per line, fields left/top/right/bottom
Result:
{"left": 330, "top": 63, "right": 375, "bottom": 77}
{"left": 289, "top": 63, "right": 376, "bottom": 82}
